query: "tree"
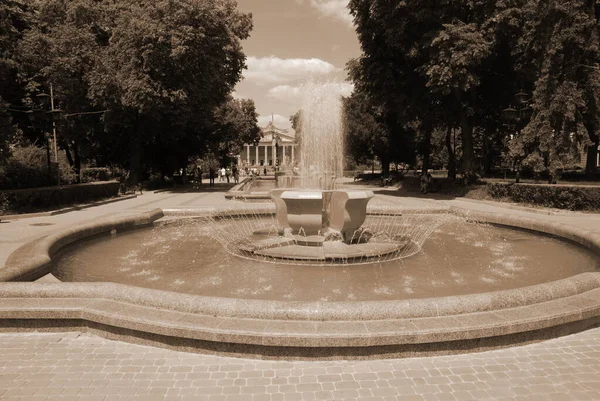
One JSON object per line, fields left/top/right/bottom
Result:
{"left": 211, "top": 97, "right": 261, "bottom": 166}
{"left": 0, "top": 0, "right": 32, "bottom": 162}
{"left": 343, "top": 92, "right": 382, "bottom": 168}
{"left": 290, "top": 109, "right": 303, "bottom": 149}
{"left": 348, "top": 0, "right": 527, "bottom": 182}
{"left": 513, "top": 0, "right": 600, "bottom": 182}
{"left": 18, "top": 0, "right": 107, "bottom": 180}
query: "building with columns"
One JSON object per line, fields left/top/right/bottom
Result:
{"left": 239, "top": 121, "right": 298, "bottom": 167}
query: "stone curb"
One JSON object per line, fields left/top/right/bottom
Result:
{"left": 0, "top": 208, "right": 163, "bottom": 282}
{"left": 0, "top": 194, "right": 138, "bottom": 220}
{"left": 452, "top": 196, "right": 566, "bottom": 216}
{"left": 0, "top": 207, "right": 599, "bottom": 357}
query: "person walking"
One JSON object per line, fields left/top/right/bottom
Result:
{"left": 232, "top": 166, "right": 239, "bottom": 184}
{"left": 209, "top": 167, "right": 216, "bottom": 186}
{"left": 193, "top": 166, "right": 202, "bottom": 188}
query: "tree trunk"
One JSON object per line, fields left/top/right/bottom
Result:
{"left": 421, "top": 130, "right": 432, "bottom": 175}
{"left": 63, "top": 141, "right": 74, "bottom": 168}
{"left": 380, "top": 154, "right": 390, "bottom": 177}
{"left": 73, "top": 142, "right": 81, "bottom": 184}
{"left": 585, "top": 135, "right": 599, "bottom": 180}
{"left": 45, "top": 140, "right": 51, "bottom": 178}
{"left": 445, "top": 125, "right": 456, "bottom": 180}
{"left": 460, "top": 112, "right": 475, "bottom": 176}
{"left": 129, "top": 123, "right": 142, "bottom": 184}
{"left": 456, "top": 89, "right": 475, "bottom": 179}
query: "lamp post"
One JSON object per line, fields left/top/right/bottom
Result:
{"left": 35, "top": 86, "right": 62, "bottom": 186}
{"left": 502, "top": 91, "right": 532, "bottom": 184}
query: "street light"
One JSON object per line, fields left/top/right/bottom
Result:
{"left": 35, "top": 87, "right": 62, "bottom": 185}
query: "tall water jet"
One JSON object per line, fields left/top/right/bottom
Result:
{"left": 269, "top": 79, "right": 375, "bottom": 243}
{"left": 297, "top": 80, "right": 345, "bottom": 190}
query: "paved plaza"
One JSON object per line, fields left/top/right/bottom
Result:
{"left": 2, "top": 182, "right": 600, "bottom": 400}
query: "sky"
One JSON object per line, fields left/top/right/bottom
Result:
{"left": 233, "top": 0, "right": 361, "bottom": 132}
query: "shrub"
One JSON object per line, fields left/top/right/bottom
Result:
{"left": 0, "top": 181, "right": 120, "bottom": 215}
{"left": 0, "top": 145, "right": 53, "bottom": 189}
{"left": 81, "top": 167, "right": 112, "bottom": 183}
{"left": 486, "top": 182, "right": 600, "bottom": 211}
{"left": 0, "top": 145, "right": 78, "bottom": 189}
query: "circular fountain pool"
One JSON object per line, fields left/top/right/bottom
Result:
{"left": 51, "top": 214, "right": 600, "bottom": 301}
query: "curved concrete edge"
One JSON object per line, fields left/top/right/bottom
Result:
{"left": 0, "top": 286, "right": 599, "bottom": 350}
{"left": 1, "top": 206, "right": 600, "bottom": 354}
{"left": 1, "top": 208, "right": 164, "bottom": 282}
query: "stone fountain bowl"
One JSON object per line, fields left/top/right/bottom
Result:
{"left": 269, "top": 188, "right": 374, "bottom": 241}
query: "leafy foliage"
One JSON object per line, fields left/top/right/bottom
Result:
{"left": 487, "top": 182, "right": 600, "bottom": 211}
{"left": 347, "top": 0, "right": 600, "bottom": 183}
{"left": 2, "top": 0, "right": 255, "bottom": 186}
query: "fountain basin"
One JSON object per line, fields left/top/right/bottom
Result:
{"left": 2, "top": 207, "right": 600, "bottom": 359}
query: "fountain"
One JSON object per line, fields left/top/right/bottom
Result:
{"left": 257, "top": 81, "right": 389, "bottom": 260}
{"left": 2, "top": 80, "right": 600, "bottom": 360}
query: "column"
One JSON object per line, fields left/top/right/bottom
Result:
{"left": 272, "top": 144, "right": 276, "bottom": 166}
{"left": 246, "top": 145, "right": 250, "bottom": 165}
{"left": 292, "top": 145, "right": 295, "bottom": 165}
{"left": 264, "top": 145, "right": 268, "bottom": 165}
{"left": 255, "top": 146, "right": 258, "bottom": 166}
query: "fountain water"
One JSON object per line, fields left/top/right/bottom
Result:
{"left": 204, "top": 80, "right": 445, "bottom": 263}
{"left": 270, "top": 81, "right": 374, "bottom": 245}
{"left": 297, "top": 81, "right": 344, "bottom": 190}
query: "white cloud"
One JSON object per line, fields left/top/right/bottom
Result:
{"left": 267, "top": 85, "right": 302, "bottom": 101}
{"left": 308, "top": 0, "right": 353, "bottom": 27}
{"left": 267, "top": 82, "right": 354, "bottom": 102}
{"left": 244, "top": 56, "right": 337, "bottom": 85}
{"left": 258, "top": 114, "right": 292, "bottom": 130}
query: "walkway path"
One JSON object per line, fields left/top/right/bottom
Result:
{"left": 1, "top": 183, "right": 600, "bottom": 400}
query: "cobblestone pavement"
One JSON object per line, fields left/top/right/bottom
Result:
{"left": 1, "top": 329, "right": 600, "bottom": 401}
{"left": 3, "top": 185, "right": 600, "bottom": 400}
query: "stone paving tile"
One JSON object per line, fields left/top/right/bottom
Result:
{"left": 0, "top": 329, "right": 599, "bottom": 400}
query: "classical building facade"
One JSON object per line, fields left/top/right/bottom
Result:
{"left": 239, "top": 121, "right": 298, "bottom": 167}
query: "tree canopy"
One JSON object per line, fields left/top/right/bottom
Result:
{"left": 1, "top": 0, "right": 257, "bottom": 184}
{"left": 346, "top": 0, "right": 600, "bottom": 181}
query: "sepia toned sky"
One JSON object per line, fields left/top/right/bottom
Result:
{"left": 234, "top": 0, "right": 360, "bottom": 131}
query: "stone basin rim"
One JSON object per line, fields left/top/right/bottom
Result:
{"left": 1, "top": 206, "right": 599, "bottom": 321}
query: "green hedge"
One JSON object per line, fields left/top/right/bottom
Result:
{"left": 81, "top": 167, "right": 112, "bottom": 183}
{"left": 486, "top": 182, "right": 600, "bottom": 211}
{"left": 0, "top": 181, "right": 120, "bottom": 215}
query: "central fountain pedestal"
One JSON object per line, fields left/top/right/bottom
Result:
{"left": 270, "top": 189, "right": 374, "bottom": 241}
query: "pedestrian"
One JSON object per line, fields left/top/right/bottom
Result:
{"left": 225, "top": 167, "right": 231, "bottom": 183}
{"left": 193, "top": 166, "right": 202, "bottom": 188}
{"left": 232, "top": 166, "right": 239, "bottom": 184}
{"left": 420, "top": 172, "right": 432, "bottom": 194}
{"left": 220, "top": 167, "right": 226, "bottom": 182}
{"left": 263, "top": 167, "right": 267, "bottom": 176}
{"left": 209, "top": 167, "right": 216, "bottom": 186}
